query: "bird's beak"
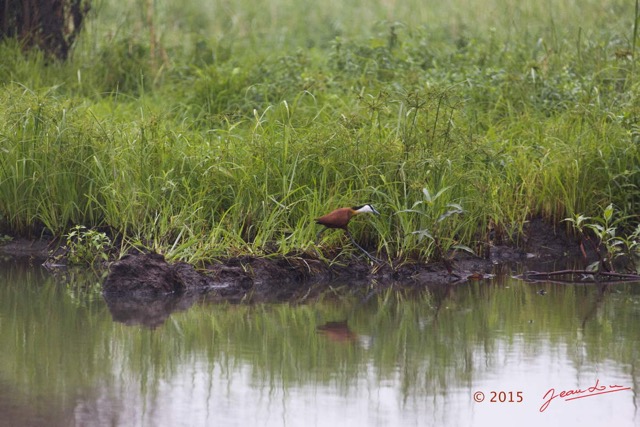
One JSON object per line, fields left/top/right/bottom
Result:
{"left": 372, "top": 206, "right": 380, "bottom": 215}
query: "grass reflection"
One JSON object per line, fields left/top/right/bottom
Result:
{"left": 1, "top": 263, "right": 640, "bottom": 422}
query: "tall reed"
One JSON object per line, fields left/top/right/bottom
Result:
{"left": 0, "top": 0, "right": 638, "bottom": 263}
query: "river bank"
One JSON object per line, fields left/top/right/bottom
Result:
{"left": 0, "top": 218, "right": 585, "bottom": 301}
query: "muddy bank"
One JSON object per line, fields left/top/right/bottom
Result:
{"left": 0, "top": 237, "right": 51, "bottom": 260}
{"left": 1, "top": 218, "right": 587, "bottom": 303}
{"left": 0, "top": 218, "right": 590, "bottom": 327}
{"left": 99, "top": 218, "right": 586, "bottom": 299}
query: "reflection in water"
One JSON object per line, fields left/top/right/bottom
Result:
{"left": 317, "top": 321, "right": 358, "bottom": 343}
{"left": 0, "top": 259, "right": 639, "bottom": 426}
{"left": 104, "top": 292, "right": 199, "bottom": 328}
{"left": 0, "top": 379, "right": 71, "bottom": 427}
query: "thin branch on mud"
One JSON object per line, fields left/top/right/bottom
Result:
{"left": 518, "top": 269, "right": 640, "bottom": 283}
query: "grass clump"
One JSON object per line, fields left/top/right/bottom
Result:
{"left": 1, "top": 0, "right": 639, "bottom": 265}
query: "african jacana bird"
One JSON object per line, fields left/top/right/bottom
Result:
{"left": 315, "top": 204, "right": 381, "bottom": 262}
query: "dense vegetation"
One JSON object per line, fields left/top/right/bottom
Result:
{"left": 0, "top": 0, "right": 639, "bottom": 264}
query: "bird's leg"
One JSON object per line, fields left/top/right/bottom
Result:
{"left": 315, "top": 228, "right": 327, "bottom": 244}
{"left": 345, "top": 230, "right": 382, "bottom": 263}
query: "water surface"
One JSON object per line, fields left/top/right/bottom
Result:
{"left": 1, "top": 258, "right": 639, "bottom": 426}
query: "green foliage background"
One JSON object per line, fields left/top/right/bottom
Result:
{"left": 1, "top": 0, "right": 639, "bottom": 262}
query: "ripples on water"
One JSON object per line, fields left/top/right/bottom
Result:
{"left": 0, "top": 258, "right": 639, "bottom": 426}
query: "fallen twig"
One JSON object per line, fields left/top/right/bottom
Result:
{"left": 517, "top": 269, "right": 640, "bottom": 283}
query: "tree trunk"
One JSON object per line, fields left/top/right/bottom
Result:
{"left": 0, "top": 0, "right": 90, "bottom": 60}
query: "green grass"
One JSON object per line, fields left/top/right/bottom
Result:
{"left": 0, "top": 0, "right": 639, "bottom": 264}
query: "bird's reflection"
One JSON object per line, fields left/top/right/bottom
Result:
{"left": 317, "top": 320, "right": 358, "bottom": 343}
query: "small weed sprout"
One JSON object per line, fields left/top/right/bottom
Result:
{"left": 564, "top": 204, "right": 640, "bottom": 273}
{"left": 65, "top": 225, "right": 111, "bottom": 265}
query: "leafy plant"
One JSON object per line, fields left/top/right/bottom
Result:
{"left": 398, "top": 186, "right": 474, "bottom": 268}
{"left": 65, "top": 226, "right": 111, "bottom": 265}
{"left": 564, "top": 204, "right": 640, "bottom": 273}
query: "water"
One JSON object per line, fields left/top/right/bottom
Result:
{"left": 1, "top": 258, "right": 639, "bottom": 427}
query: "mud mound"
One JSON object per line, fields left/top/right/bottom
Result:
{"left": 102, "top": 253, "right": 199, "bottom": 294}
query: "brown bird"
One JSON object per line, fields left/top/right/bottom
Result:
{"left": 315, "top": 204, "right": 380, "bottom": 262}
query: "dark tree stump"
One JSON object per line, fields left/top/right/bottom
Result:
{"left": 0, "top": 0, "right": 90, "bottom": 60}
